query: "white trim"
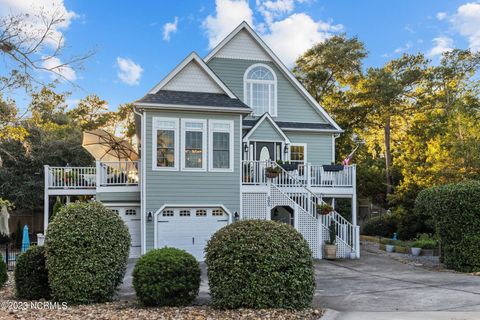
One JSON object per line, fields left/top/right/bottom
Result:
{"left": 204, "top": 22, "right": 342, "bottom": 132}
{"left": 181, "top": 118, "right": 207, "bottom": 172}
{"left": 243, "top": 63, "right": 277, "bottom": 117}
{"left": 153, "top": 204, "right": 233, "bottom": 248}
{"left": 135, "top": 103, "right": 252, "bottom": 114}
{"left": 102, "top": 202, "right": 141, "bottom": 207}
{"left": 152, "top": 117, "right": 179, "bottom": 171}
{"left": 239, "top": 114, "right": 243, "bottom": 220}
{"left": 208, "top": 119, "right": 234, "bottom": 172}
{"left": 243, "top": 113, "right": 290, "bottom": 143}
{"left": 332, "top": 133, "right": 340, "bottom": 164}
{"left": 96, "top": 186, "right": 140, "bottom": 193}
{"left": 288, "top": 143, "right": 307, "bottom": 164}
{"left": 134, "top": 107, "right": 147, "bottom": 254}
{"left": 148, "top": 52, "right": 237, "bottom": 99}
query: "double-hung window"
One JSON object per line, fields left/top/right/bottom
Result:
{"left": 209, "top": 120, "right": 234, "bottom": 172}
{"left": 289, "top": 143, "right": 306, "bottom": 164}
{"left": 244, "top": 64, "right": 277, "bottom": 116}
{"left": 153, "top": 117, "right": 179, "bottom": 170}
{"left": 181, "top": 119, "right": 207, "bottom": 171}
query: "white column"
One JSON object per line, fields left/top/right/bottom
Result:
{"left": 266, "top": 179, "right": 272, "bottom": 220}
{"left": 43, "top": 165, "right": 49, "bottom": 233}
{"left": 352, "top": 165, "right": 357, "bottom": 226}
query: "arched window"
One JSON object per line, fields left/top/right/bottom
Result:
{"left": 244, "top": 64, "right": 277, "bottom": 116}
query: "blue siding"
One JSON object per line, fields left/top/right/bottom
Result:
{"left": 248, "top": 119, "right": 284, "bottom": 141}
{"left": 286, "top": 132, "right": 333, "bottom": 165}
{"left": 97, "top": 191, "right": 140, "bottom": 203}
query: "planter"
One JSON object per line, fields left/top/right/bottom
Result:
{"left": 322, "top": 165, "right": 344, "bottom": 172}
{"left": 265, "top": 171, "right": 280, "bottom": 179}
{"left": 316, "top": 208, "right": 332, "bottom": 215}
{"left": 411, "top": 247, "right": 422, "bottom": 256}
{"left": 280, "top": 163, "right": 298, "bottom": 171}
{"left": 324, "top": 244, "right": 337, "bottom": 260}
{"left": 385, "top": 244, "right": 395, "bottom": 253}
{"left": 395, "top": 246, "right": 409, "bottom": 254}
{"left": 349, "top": 251, "right": 356, "bottom": 260}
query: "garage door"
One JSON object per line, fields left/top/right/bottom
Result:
{"left": 157, "top": 207, "right": 229, "bottom": 261}
{"left": 110, "top": 206, "right": 141, "bottom": 259}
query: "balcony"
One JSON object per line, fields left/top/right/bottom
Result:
{"left": 45, "top": 161, "right": 139, "bottom": 192}
{"left": 241, "top": 160, "right": 355, "bottom": 189}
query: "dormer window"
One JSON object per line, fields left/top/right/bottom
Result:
{"left": 244, "top": 64, "right": 277, "bottom": 116}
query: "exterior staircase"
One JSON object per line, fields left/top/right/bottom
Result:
{"left": 266, "top": 161, "right": 359, "bottom": 259}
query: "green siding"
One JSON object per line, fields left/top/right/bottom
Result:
{"left": 286, "top": 132, "right": 333, "bottom": 165}
{"left": 97, "top": 191, "right": 140, "bottom": 203}
{"left": 144, "top": 110, "right": 241, "bottom": 250}
{"left": 249, "top": 119, "right": 284, "bottom": 141}
{"left": 208, "top": 57, "right": 328, "bottom": 124}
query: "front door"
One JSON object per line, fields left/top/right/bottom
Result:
{"left": 253, "top": 142, "right": 282, "bottom": 161}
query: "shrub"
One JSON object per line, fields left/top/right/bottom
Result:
{"left": 362, "top": 215, "right": 397, "bottom": 238}
{"left": 0, "top": 255, "right": 7, "bottom": 287}
{"left": 205, "top": 220, "right": 315, "bottom": 310}
{"left": 415, "top": 181, "right": 480, "bottom": 272}
{"left": 50, "top": 197, "right": 63, "bottom": 222}
{"left": 133, "top": 248, "right": 200, "bottom": 307}
{"left": 45, "top": 201, "right": 131, "bottom": 304}
{"left": 15, "top": 246, "right": 50, "bottom": 300}
{"left": 412, "top": 234, "right": 438, "bottom": 250}
{"left": 394, "top": 206, "right": 435, "bottom": 240}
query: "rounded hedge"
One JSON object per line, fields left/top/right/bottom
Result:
{"left": 15, "top": 245, "right": 50, "bottom": 300}
{"left": 45, "top": 201, "right": 131, "bottom": 304}
{"left": 0, "top": 255, "right": 7, "bottom": 287}
{"left": 362, "top": 215, "right": 397, "bottom": 238}
{"left": 132, "top": 247, "right": 200, "bottom": 307}
{"left": 415, "top": 181, "right": 480, "bottom": 272}
{"left": 205, "top": 220, "right": 315, "bottom": 310}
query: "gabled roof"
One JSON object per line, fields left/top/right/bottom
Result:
{"left": 205, "top": 22, "right": 342, "bottom": 132}
{"left": 149, "top": 52, "right": 237, "bottom": 98}
{"left": 243, "top": 113, "right": 290, "bottom": 143}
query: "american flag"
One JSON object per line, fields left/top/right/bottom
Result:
{"left": 342, "top": 146, "right": 359, "bottom": 166}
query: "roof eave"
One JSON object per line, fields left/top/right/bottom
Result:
{"left": 135, "top": 102, "right": 253, "bottom": 114}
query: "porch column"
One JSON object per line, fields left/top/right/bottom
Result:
{"left": 352, "top": 165, "right": 357, "bottom": 226}
{"left": 43, "top": 165, "right": 49, "bottom": 233}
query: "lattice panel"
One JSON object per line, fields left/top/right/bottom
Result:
{"left": 319, "top": 217, "right": 351, "bottom": 258}
{"left": 242, "top": 192, "right": 268, "bottom": 220}
{"left": 270, "top": 186, "right": 320, "bottom": 259}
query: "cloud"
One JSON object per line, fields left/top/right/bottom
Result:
{"left": 163, "top": 17, "right": 179, "bottom": 41}
{"left": 116, "top": 57, "right": 143, "bottom": 85}
{"left": 436, "top": 12, "right": 447, "bottom": 21}
{"left": 202, "top": 0, "right": 342, "bottom": 66}
{"left": 394, "top": 42, "right": 412, "bottom": 54}
{"left": 428, "top": 36, "right": 454, "bottom": 57}
{"left": 263, "top": 13, "right": 343, "bottom": 66}
{"left": 451, "top": 2, "right": 480, "bottom": 51}
{"left": 203, "top": 0, "right": 253, "bottom": 49}
{"left": 0, "top": 0, "right": 77, "bottom": 48}
{"left": 41, "top": 56, "right": 77, "bottom": 81}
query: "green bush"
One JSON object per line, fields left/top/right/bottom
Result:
{"left": 15, "top": 246, "right": 50, "bottom": 300}
{"left": 50, "top": 197, "right": 63, "bottom": 222}
{"left": 45, "top": 201, "right": 131, "bottom": 304}
{"left": 415, "top": 181, "right": 480, "bottom": 272}
{"left": 205, "top": 220, "right": 315, "bottom": 310}
{"left": 362, "top": 215, "right": 397, "bottom": 238}
{"left": 0, "top": 254, "right": 7, "bottom": 287}
{"left": 412, "top": 234, "right": 438, "bottom": 250}
{"left": 394, "top": 206, "right": 435, "bottom": 240}
{"left": 133, "top": 248, "right": 200, "bottom": 307}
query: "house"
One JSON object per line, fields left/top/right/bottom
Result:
{"left": 43, "top": 22, "right": 359, "bottom": 260}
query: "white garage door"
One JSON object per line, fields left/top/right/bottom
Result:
{"left": 110, "top": 206, "right": 141, "bottom": 259}
{"left": 157, "top": 207, "right": 229, "bottom": 261}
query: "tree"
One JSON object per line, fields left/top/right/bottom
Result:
{"left": 68, "top": 95, "right": 112, "bottom": 131}
{"left": 0, "top": 8, "right": 93, "bottom": 92}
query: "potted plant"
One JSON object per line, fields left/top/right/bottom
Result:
{"left": 265, "top": 166, "right": 281, "bottom": 179}
{"left": 411, "top": 234, "right": 438, "bottom": 256}
{"left": 324, "top": 221, "right": 337, "bottom": 259}
{"left": 385, "top": 240, "right": 395, "bottom": 253}
{"left": 316, "top": 203, "right": 333, "bottom": 215}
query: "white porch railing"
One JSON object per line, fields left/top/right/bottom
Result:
{"left": 46, "top": 161, "right": 139, "bottom": 189}
{"left": 242, "top": 160, "right": 355, "bottom": 188}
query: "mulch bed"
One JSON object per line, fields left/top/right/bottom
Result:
{"left": 0, "top": 273, "right": 324, "bottom": 320}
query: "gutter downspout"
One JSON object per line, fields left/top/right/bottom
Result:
{"left": 332, "top": 133, "right": 340, "bottom": 164}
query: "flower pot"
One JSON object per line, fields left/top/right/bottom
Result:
{"left": 324, "top": 244, "right": 337, "bottom": 260}
{"left": 411, "top": 247, "right": 422, "bottom": 256}
{"left": 349, "top": 251, "right": 356, "bottom": 260}
{"left": 385, "top": 244, "right": 395, "bottom": 253}
{"left": 316, "top": 208, "right": 331, "bottom": 215}
{"left": 265, "top": 171, "right": 279, "bottom": 179}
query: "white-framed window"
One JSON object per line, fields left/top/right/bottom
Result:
{"left": 212, "top": 208, "right": 224, "bottom": 216}
{"left": 289, "top": 143, "right": 307, "bottom": 164}
{"left": 196, "top": 209, "right": 207, "bottom": 216}
{"left": 153, "top": 117, "right": 179, "bottom": 171}
{"left": 162, "top": 209, "right": 174, "bottom": 217}
{"left": 181, "top": 119, "right": 207, "bottom": 171}
{"left": 244, "top": 64, "right": 277, "bottom": 117}
{"left": 179, "top": 210, "right": 191, "bottom": 216}
{"left": 209, "top": 120, "right": 234, "bottom": 172}
{"left": 125, "top": 209, "right": 136, "bottom": 216}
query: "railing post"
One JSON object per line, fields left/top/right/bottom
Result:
{"left": 355, "top": 226, "right": 360, "bottom": 259}
{"left": 95, "top": 161, "right": 101, "bottom": 188}
{"left": 306, "top": 163, "right": 311, "bottom": 188}
{"left": 44, "top": 165, "right": 49, "bottom": 233}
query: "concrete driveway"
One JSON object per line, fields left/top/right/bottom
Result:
{"left": 314, "top": 250, "right": 480, "bottom": 312}
{"left": 120, "top": 250, "right": 480, "bottom": 313}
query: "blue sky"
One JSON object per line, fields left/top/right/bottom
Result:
{"left": 2, "top": 0, "right": 479, "bottom": 111}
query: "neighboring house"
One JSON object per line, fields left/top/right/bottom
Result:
{"left": 43, "top": 22, "right": 359, "bottom": 260}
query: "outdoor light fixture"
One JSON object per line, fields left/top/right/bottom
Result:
{"left": 147, "top": 211, "right": 152, "bottom": 222}
{"left": 234, "top": 211, "right": 239, "bottom": 221}
{"left": 284, "top": 144, "right": 289, "bottom": 154}
{"left": 243, "top": 143, "right": 249, "bottom": 153}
